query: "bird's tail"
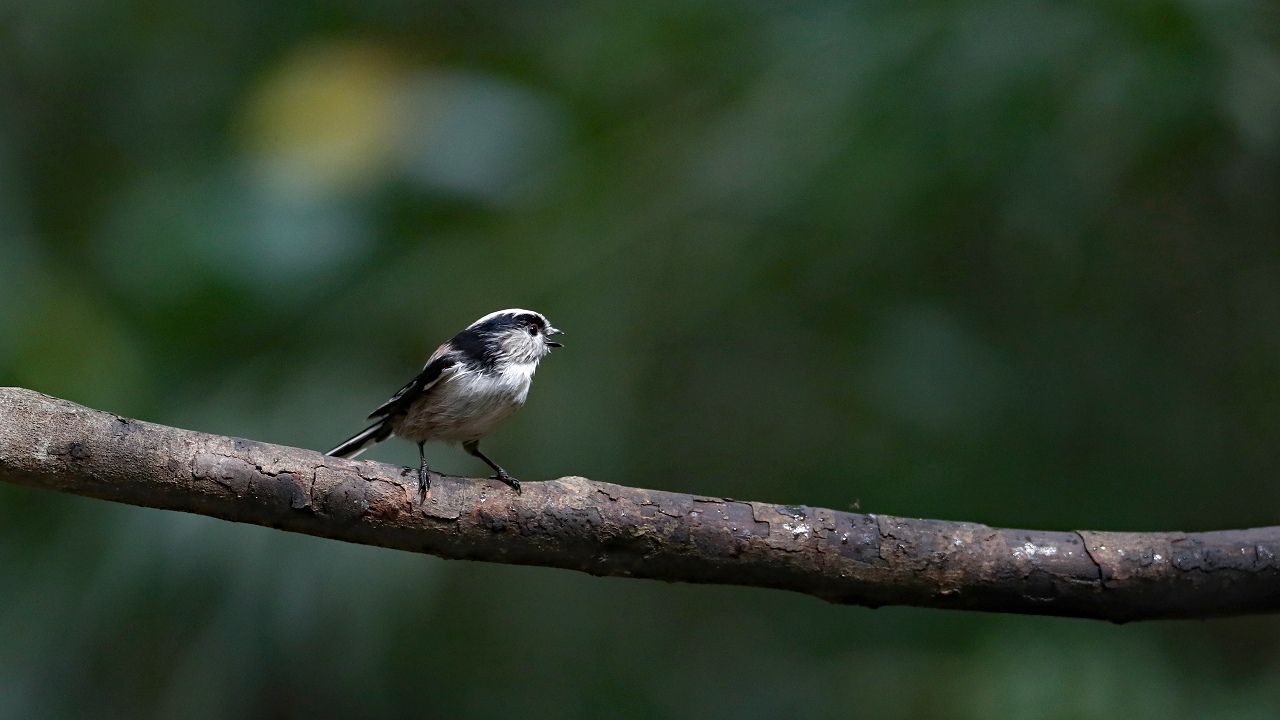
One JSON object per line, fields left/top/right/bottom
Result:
{"left": 327, "top": 421, "right": 393, "bottom": 459}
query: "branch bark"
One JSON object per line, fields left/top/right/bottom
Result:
{"left": 1, "top": 387, "right": 1276, "bottom": 622}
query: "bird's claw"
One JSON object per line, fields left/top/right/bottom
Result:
{"left": 493, "top": 471, "right": 521, "bottom": 493}
{"left": 416, "top": 467, "right": 430, "bottom": 503}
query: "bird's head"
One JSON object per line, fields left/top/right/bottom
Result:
{"left": 466, "top": 308, "right": 563, "bottom": 364}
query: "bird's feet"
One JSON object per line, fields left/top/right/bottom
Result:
{"left": 417, "top": 465, "right": 431, "bottom": 503}
{"left": 492, "top": 470, "right": 521, "bottom": 493}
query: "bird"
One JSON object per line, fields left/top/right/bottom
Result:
{"left": 327, "top": 308, "right": 562, "bottom": 499}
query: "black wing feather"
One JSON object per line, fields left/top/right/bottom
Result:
{"left": 367, "top": 351, "right": 456, "bottom": 421}
{"left": 327, "top": 342, "right": 463, "bottom": 459}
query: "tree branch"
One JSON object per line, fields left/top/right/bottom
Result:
{"left": 1, "top": 387, "right": 1276, "bottom": 622}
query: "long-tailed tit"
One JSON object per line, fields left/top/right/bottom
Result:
{"left": 328, "top": 309, "right": 562, "bottom": 498}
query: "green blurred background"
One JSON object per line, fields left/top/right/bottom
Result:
{"left": 3, "top": 0, "right": 1280, "bottom": 717}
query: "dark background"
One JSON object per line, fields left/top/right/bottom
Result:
{"left": 3, "top": 1, "right": 1280, "bottom": 717}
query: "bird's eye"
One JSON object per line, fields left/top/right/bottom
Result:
{"left": 528, "top": 325, "right": 539, "bottom": 336}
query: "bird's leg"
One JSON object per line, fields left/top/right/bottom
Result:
{"left": 463, "top": 440, "right": 520, "bottom": 493}
{"left": 417, "top": 441, "right": 430, "bottom": 501}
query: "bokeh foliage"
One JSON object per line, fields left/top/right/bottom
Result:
{"left": 3, "top": 0, "right": 1280, "bottom": 717}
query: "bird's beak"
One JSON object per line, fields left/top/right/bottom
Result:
{"left": 547, "top": 327, "right": 564, "bottom": 348}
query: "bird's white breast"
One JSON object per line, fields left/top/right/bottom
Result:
{"left": 398, "top": 361, "right": 538, "bottom": 444}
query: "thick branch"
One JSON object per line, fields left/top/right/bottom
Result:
{"left": 1, "top": 388, "right": 1276, "bottom": 622}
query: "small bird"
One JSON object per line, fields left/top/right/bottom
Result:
{"left": 327, "top": 309, "right": 562, "bottom": 498}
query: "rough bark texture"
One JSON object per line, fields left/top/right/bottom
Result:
{"left": 1, "top": 387, "right": 1277, "bottom": 622}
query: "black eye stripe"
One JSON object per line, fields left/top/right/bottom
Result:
{"left": 470, "top": 312, "right": 550, "bottom": 340}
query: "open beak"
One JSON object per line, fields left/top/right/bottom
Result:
{"left": 546, "top": 327, "right": 564, "bottom": 348}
